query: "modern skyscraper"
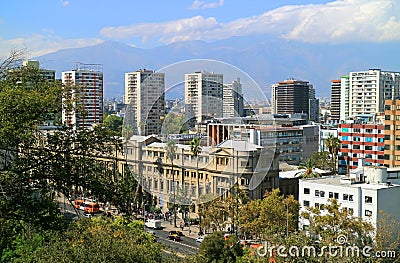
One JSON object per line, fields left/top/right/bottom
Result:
{"left": 330, "top": 79, "right": 341, "bottom": 123}
{"left": 62, "top": 63, "right": 103, "bottom": 129}
{"left": 124, "top": 69, "right": 165, "bottom": 135}
{"left": 341, "top": 69, "right": 400, "bottom": 121}
{"left": 223, "top": 78, "right": 244, "bottom": 118}
{"left": 271, "top": 79, "right": 314, "bottom": 120}
{"left": 184, "top": 71, "right": 223, "bottom": 128}
{"left": 340, "top": 76, "right": 350, "bottom": 122}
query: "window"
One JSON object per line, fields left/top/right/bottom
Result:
{"left": 365, "top": 210, "right": 372, "bottom": 217}
{"left": 315, "top": 203, "right": 320, "bottom": 209}
{"left": 354, "top": 128, "right": 361, "bottom": 133}
{"left": 304, "top": 188, "right": 310, "bottom": 194}
{"left": 315, "top": 190, "right": 320, "bottom": 197}
{"left": 365, "top": 137, "right": 373, "bottom": 142}
{"left": 320, "top": 191, "right": 325, "bottom": 197}
{"left": 365, "top": 146, "right": 372, "bottom": 150}
{"left": 349, "top": 195, "right": 354, "bottom": 201}
{"left": 342, "top": 128, "right": 349, "bottom": 132}
{"left": 365, "top": 196, "right": 372, "bottom": 203}
{"left": 329, "top": 192, "right": 333, "bottom": 198}
{"left": 334, "top": 193, "right": 339, "bottom": 199}
{"left": 343, "top": 194, "right": 349, "bottom": 201}
{"left": 342, "top": 136, "right": 349, "bottom": 141}
{"left": 354, "top": 137, "right": 361, "bottom": 142}
{"left": 303, "top": 200, "right": 310, "bottom": 207}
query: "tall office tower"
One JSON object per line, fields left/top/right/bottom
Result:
{"left": 340, "top": 76, "right": 350, "bottom": 122}
{"left": 330, "top": 79, "right": 341, "bottom": 123}
{"left": 384, "top": 99, "right": 400, "bottom": 167}
{"left": 22, "top": 60, "right": 55, "bottom": 81}
{"left": 223, "top": 78, "right": 244, "bottom": 118}
{"left": 62, "top": 63, "right": 103, "bottom": 130}
{"left": 341, "top": 69, "right": 400, "bottom": 120}
{"left": 271, "top": 79, "right": 312, "bottom": 118}
{"left": 124, "top": 69, "right": 165, "bottom": 136}
{"left": 185, "top": 71, "right": 223, "bottom": 128}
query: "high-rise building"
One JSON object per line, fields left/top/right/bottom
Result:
{"left": 341, "top": 69, "right": 400, "bottom": 121}
{"left": 62, "top": 63, "right": 103, "bottom": 129}
{"left": 340, "top": 76, "right": 350, "bottom": 122}
{"left": 271, "top": 79, "right": 313, "bottom": 119}
{"left": 185, "top": 72, "right": 223, "bottom": 128}
{"left": 330, "top": 79, "right": 341, "bottom": 123}
{"left": 124, "top": 69, "right": 165, "bottom": 136}
{"left": 309, "top": 86, "right": 320, "bottom": 122}
{"left": 384, "top": 99, "right": 400, "bottom": 167}
{"left": 223, "top": 78, "right": 244, "bottom": 118}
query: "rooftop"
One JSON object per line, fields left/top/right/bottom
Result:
{"left": 301, "top": 176, "right": 400, "bottom": 190}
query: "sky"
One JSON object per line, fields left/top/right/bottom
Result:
{"left": 1, "top": 0, "right": 399, "bottom": 59}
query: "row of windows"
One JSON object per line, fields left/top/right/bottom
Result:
{"left": 303, "top": 188, "right": 354, "bottom": 201}
{"left": 341, "top": 136, "right": 383, "bottom": 142}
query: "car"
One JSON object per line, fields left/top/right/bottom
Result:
{"left": 167, "top": 234, "right": 182, "bottom": 241}
{"left": 169, "top": 230, "right": 184, "bottom": 236}
{"left": 196, "top": 235, "right": 207, "bottom": 243}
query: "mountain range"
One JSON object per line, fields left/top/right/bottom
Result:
{"left": 35, "top": 36, "right": 400, "bottom": 100}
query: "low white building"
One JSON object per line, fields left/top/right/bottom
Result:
{"left": 299, "top": 166, "right": 400, "bottom": 230}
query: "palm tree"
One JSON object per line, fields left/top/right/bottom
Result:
{"left": 190, "top": 137, "right": 202, "bottom": 199}
{"left": 298, "top": 159, "right": 321, "bottom": 179}
{"left": 165, "top": 140, "right": 177, "bottom": 227}
{"left": 325, "top": 134, "right": 341, "bottom": 174}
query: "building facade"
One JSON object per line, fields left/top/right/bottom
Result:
{"left": 338, "top": 122, "right": 385, "bottom": 174}
{"left": 62, "top": 63, "right": 103, "bottom": 129}
{"left": 122, "top": 136, "right": 279, "bottom": 209}
{"left": 330, "top": 79, "right": 341, "bottom": 123}
{"left": 299, "top": 167, "right": 400, "bottom": 230}
{"left": 223, "top": 78, "right": 244, "bottom": 118}
{"left": 124, "top": 69, "right": 165, "bottom": 135}
{"left": 384, "top": 99, "right": 400, "bottom": 167}
{"left": 185, "top": 72, "right": 223, "bottom": 128}
{"left": 271, "top": 79, "right": 313, "bottom": 119}
{"left": 340, "top": 69, "right": 400, "bottom": 121}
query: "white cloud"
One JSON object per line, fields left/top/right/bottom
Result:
{"left": 100, "top": 0, "right": 400, "bottom": 44}
{"left": 0, "top": 34, "right": 103, "bottom": 58}
{"left": 61, "top": 0, "right": 70, "bottom": 6}
{"left": 188, "top": 0, "right": 224, "bottom": 10}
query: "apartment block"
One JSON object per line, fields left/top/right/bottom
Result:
{"left": 185, "top": 72, "right": 223, "bottom": 128}
{"left": 330, "top": 79, "right": 341, "bottom": 123}
{"left": 338, "top": 122, "right": 385, "bottom": 174}
{"left": 223, "top": 78, "right": 244, "bottom": 118}
{"left": 341, "top": 69, "right": 400, "bottom": 121}
{"left": 62, "top": 63, "right": 103, "bottom": 129}
{"left": 124, "top": 69, "right": 165, "bottom": 135}
{"left": 384, "top": 99, "right": 400, "bottom": 167}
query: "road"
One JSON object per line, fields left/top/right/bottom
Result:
{"left": 147, "top": 228, "right": 200, "bottom": 256}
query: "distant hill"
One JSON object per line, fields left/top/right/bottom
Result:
{"left": 35, "top": 37, "right": 400, "bottom": 100}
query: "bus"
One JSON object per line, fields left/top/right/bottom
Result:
{"left": 84, "top": 202, "right": 100, "bottom": 213}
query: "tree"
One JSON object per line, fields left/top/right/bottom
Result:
{"left": 297, "top": 159, "right": 321, "bottom": 178}
{"left": 165, "top": 140, "right": 178, "bottom": 227}
{"left": 190, "top": 137, "right": 202, "bottom": 200}
{"left": 309, "top": 151, "right": 334, "bottom": 171}
{"left": 240, "top": 189, "right": 299, "bottom": 241}
{"left": 325, "top": 134, "right": 341, "bottom": 174}
{"left": 195, "top": 231, "right": 243, "bottom": 263}
{"left": 103, "top": 114, "right": 123, "bottom": 135}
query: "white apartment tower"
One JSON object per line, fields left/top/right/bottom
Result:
{"left": 62, "top": 63, "right": 103, "bottom": 129}
{"left": 223, "top": 78, "right": 244, "bottom": 118}
{"left": 185, "top": 72, "right": 223, "bottom": 127}
{"left": 340, "top": 69, "right": 400, "bottom": 121}
{"left": 124, "top": 69, "right": 165, "bottom": 136}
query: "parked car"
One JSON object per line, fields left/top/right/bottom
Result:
{"left": 196, "top": 235, "right": 207, "bottom": 243}
{"left": 167, "top": 234, "right": 182, "bottom": 241}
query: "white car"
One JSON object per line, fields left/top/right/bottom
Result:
{"left": 196, "top": 235, "right": 207, "bottom": 243}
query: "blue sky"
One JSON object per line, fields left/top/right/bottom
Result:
{"left": 1, "top": 0, "right": 399, "bottom": 58}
